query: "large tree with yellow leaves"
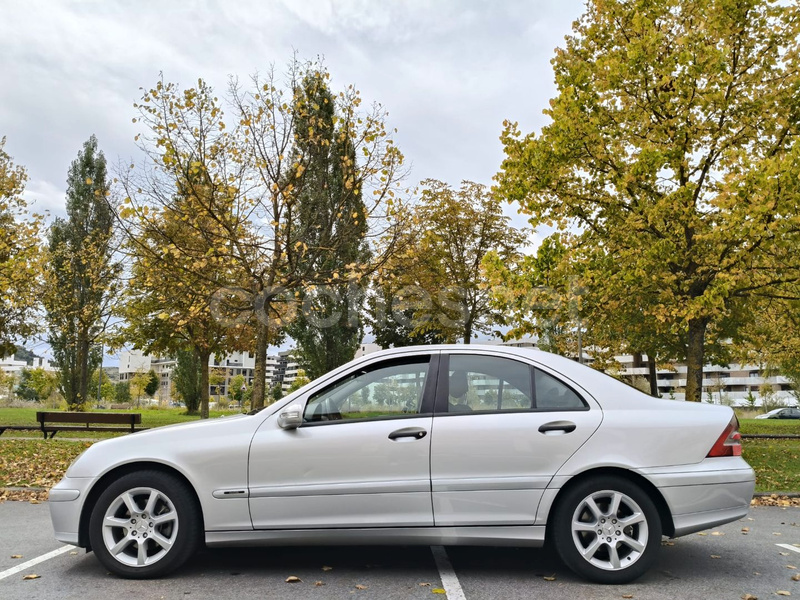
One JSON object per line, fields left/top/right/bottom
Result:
{"left": 496, "top": 0, "right": 800, "bottom": 401}
{"left": 0, "top": 138, "right": 41, "bottom": 357}
{"left": 118, "top": 58, "right": 407, "bottom": 411}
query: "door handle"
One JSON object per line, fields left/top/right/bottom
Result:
{"left": 388, "top": 427, "right": 428, "bottom": 440}
{"left": 538, "top": 420, "right": 576, "bottom": 434}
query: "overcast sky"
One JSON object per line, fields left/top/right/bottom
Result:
{"left": 1, "top": 0, "right": 585, "bottom": 359}
{"left": 1, "top": 0, "right": 584, "bottom": 215}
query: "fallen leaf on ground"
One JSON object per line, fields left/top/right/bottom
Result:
{"left": 285, "top": 576, "right": 301, "bottom": 583}
{"left": 622, "top": 595, "right": 634, "bottom": 599}
{"left": 742, "top": 527, "right": 750, "bottom": 533}
{"left": 751, "top": 496, "right": 800, "bottom": 508}
{"left": 711, "top": 555, "right": 722, "bottom": 559}
{"left": 69, "top": 551, "right": 77, "bottom": 555}
{"left": 10, "top": 554, "right": 22, "bottom": 559}
{"left": 322, "top": 565, "right": 333, "bottom": 571}
{"left": 22, "top": 574, "right": 40, "bottom": 580}
{"left": 314, "top": 581, "right": 324, "bottom": 586}
{"left": 419, "top": 582, "right": 431, "bottom": 586}
{"left": 788, "top": 565, "right": 797, "bottom": 570}
{"left": 741, "top": 595, "right": 757, "bottom": 600}
{"left": 776, "top": 591, "right": 791, "bottom": 597}
{"left": 543, "top": 575, "right": 556, "bottom": 581}
{"left": 711, "top": 531, "right": 724, "bottom": 536}
{"left": 697, "top": 532, "right": 708, "bottom": 536}
{"left": 781, "top": 552, "right": 790, "bottom": 556}
{"left": 355, "top": 584, "right": 367, "bottom": 590}
{"left": 792, "top": 574, "right": 800, "bottom": 582}
{"left": 432, "top": 590, "right": 446, "bottom": 595}
{"left": 774, "top": 533, "right": 783, "bottom": 536}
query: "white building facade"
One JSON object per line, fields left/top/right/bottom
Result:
{"left": 119, "top": 349, "right": 300, "bottom": 402}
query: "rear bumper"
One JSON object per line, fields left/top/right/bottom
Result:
{"left": 670, "top": 500, "right": 752, "bottom": 537}
{"left": 637, "top": 458, "right": 755, "bottom": 537}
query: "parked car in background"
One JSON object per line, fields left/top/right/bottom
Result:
{"left": 50, "top": 345, "right": 755, "bottom": 584}
{"left": 755, "top": 407, "right": 800, "bottom": 419}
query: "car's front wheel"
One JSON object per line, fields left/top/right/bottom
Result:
{"left": 88, "top": 470, "right": 201, "bottom": 578}
{"left": 552, "top": 475, "right": 662, "bottom": 584}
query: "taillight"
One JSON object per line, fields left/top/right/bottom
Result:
{"left": 707, "top": 416, "right": 742, "bottom": 457}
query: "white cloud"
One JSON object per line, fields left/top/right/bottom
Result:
{"left": 1, "top": 0, "right": 583, "bottom": 213}
{"left": 23, "top": 179, "right": 65, "bottom": 218}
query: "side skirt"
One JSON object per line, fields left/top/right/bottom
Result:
{"left": 205, "top": 525, "right": 546, "bottom": 548}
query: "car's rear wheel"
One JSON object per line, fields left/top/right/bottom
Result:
{"left": 552, "top": 475, "right": 661, "bottom": 584}
{"left": 88, "top": 470, "right": 200, "bottom": 578}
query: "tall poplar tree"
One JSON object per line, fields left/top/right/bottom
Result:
{"left": 45, "top": 136, "right": 119, "bottom": 408}
{"left": 287, "top": 73, "right": 371, "bottom": 379}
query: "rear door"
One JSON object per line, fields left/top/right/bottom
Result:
{"left": 430, "top": 350, "right": 602, "bottom": 526}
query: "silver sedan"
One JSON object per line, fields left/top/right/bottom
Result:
{"left": 49, "top": 345, "right": 755, "bottom": 583}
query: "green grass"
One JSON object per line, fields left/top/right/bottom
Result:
{"left": 738, "top": 418, "right": 800, "bottom": 436}
{"left": 743, "top": 438, "right": 800, "bottom": 492}
{"left": 0, "top": 406, "right": 242, "bottom": 439}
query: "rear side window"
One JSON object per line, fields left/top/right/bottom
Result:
{"left": 442, "top": 354, "right": 587, "bottom": 413}
{"left": 447, "top": 354, "right": 533, "bottom": 412}
{"left": 535, "top": 369, "right": 586, "bottom": 410}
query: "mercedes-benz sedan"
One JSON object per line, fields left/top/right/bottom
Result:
{"left": 50, "top": 345, "right": 755, "bottom": 583}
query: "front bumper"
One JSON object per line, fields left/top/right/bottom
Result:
{"left": 49, "top": 475, "right": 97, "bottom": 547}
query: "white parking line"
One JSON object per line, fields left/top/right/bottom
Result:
{"left": 431, "top": 546, "right": 467, "bottom": 600}
{"left": 777, "top": 543, "right": 800, "bottom": 554}
{"left": 0, "top": 545, "right": 75, "bottom": 581}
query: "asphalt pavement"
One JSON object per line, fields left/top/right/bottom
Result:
{"left": 0, "top": 501, "right": 798, "bottom": 600}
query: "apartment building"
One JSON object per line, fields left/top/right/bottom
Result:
{"left": 0, "top": 355, "right": 57, "bottom": 375}
{"left": 119, "top": 349, "right": 300, "bottom": 402}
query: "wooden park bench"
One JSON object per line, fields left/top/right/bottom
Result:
{"left": 0, "top": 412, "right": 144, "bottom": 439}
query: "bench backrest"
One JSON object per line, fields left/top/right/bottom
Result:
{"left": 36, "top": 412, "right": 142, "bottom": 425}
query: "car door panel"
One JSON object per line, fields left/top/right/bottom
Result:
{"left": 431, "top": 411, "right": 601, "bottom": 525}
{"left": 248, "top": 353, "right": 438, "bottom": 529}
{"left": 248, "top": 417, "right": 433, "bottom": 528}
{"left": 430, "top": 352, "right": 602, "bottom": 526}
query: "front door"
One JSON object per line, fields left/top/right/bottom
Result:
{"left": 248, "top": 353, "right": 438, "bottom": 529}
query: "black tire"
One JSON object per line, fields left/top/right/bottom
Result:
{"left": 88, "top": 470, "right": 201, "bottom": 579}
{"left": 552, "top": 475, "right": 662, "bottom": 584}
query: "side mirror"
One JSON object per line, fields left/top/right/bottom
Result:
{"left": 277, "top": 404, "right": 304, "bottom": 430}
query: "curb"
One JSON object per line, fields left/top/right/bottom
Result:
{"left": 742, "top": 434, "right": 800, "bottom": 440}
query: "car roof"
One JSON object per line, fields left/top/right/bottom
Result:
{"left": 359, "top": 344, "right": 661, "bottom": 409}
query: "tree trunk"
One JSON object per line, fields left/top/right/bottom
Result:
{"left": 251, "top": 321, "right": 269, "bottom": 410}
{"left": 647, "top": 354, "right": 659, "bottom": 397}
{"left": 684, "top": 318, "right": 708, "bottom": 402}
{"left": 74, "top": 334, "right": 90, "bottom": 410}
{"left": 199, "top": 350, "right": 211, "bottom": 419}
